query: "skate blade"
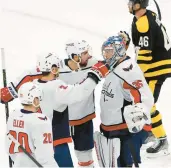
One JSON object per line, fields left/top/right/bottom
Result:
{"left": 146, "top": 149, "right": 170, "bottom": 158}
{"left": 141, "top": 142, "right": 154, "bottom": 150}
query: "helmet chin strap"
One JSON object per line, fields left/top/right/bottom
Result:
{"left": 32, "top": 102, "right": 40, "bottom": 108}
{"left": 50, "top": 68, "right": 59, "bottom": 75}
{"left": 71, "top": 56, "right": 81, "bottom": 70}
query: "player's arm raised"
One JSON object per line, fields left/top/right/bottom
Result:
{"left": 56, "top": 61, "right": 110, "bottom": 105}
{"left": 0, "top": 68, "right": 42, "bottom": 103}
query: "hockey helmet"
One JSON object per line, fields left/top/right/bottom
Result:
{"left": 65, "top": 40, "right": 91, "bottom": 60}
{"left": 102, "top": 36, "right": 126, "bottom": 68}
{"left": 37, "top": 52, "right": 61, "bottom": 73}
{"left": 129, "top": 0, "right": 149, "bottom": 8}
{"left": 18, "top": 82, "right": 43, "bottom": 107}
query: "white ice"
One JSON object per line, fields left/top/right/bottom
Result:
{"left": 0, "top": 0, "right": 171, "bottom": 167}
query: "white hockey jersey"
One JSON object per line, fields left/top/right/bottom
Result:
{"left": 33, "top": 77, "right": 97, "bottom": 122}
{"left": 59, "top": 57, "right": 98, "bottom": 125}
{"left": 100, "top": 56, "right": 154, "bottom": 134}
{"left": 7, "top": 109, "right": 58, "bottom": 167}
{"left": 5, "top": 56, "right": 97, "bottom": 126}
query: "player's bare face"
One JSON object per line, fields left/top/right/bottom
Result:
{"left": 33, "top": 97, "right": 40, "bottom": 109}
{"left": 51, "top": 67, "right": 59, "bottom": 77}
{"left": 80, "top": 50, "right": 89, "bottom": 66}
{"left": 74, "top": 55, "right": 81, "bottom": 63}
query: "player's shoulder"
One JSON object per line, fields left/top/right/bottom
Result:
{"left": 135, "top": 15, "right": 149, "bottom": 33}
{"left": 8, "top": 108, "right": 22, "bottom": 119}
{"left": 31, "top": 112, "right": 50, "bottom": 126}
{"left": 135, "top": 10, "right": 157, "bottom": 33}
{"left": 114, "top": 56, "right": 142, "bottom": 81}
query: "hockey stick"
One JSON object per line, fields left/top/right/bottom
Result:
{"left": 1, "top": 48, "right": 13, "bottom": 167}
{"left": 127, "top": 139, "right": 139, "bottom": 168}
{"left": 153, "top": 0, "right": 162, "bottom": 21}
{"left": 1, "top": 48, "right": 10, "bottom": 122}
{"left": 7, "top": 133, "right": 43, "bottom": 167}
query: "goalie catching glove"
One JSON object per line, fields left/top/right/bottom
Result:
{"left": 88, "top": 61, "right": 110, "bottom": 83}
{"left": 124, "top": 103, "right": 150, "bottom": 133}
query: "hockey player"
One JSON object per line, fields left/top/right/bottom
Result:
{"left": 1, "top": 51, "right": 110, "bottom": 167}
{"left": 0, "top": 62, "right": 74, "bottom": 167}
{"left": 94, "top": 36, "right": 154, "bottom": 167}
{"left": 7, "top": 82, "right": 58, "bottom": 167}
{"left": 0, "top": 39, "right": 98, "bottom": 167}
{"left": 127, "top": 0, "right": 171, "bottom": 156}
{"left": 59, "top": 40, "right": 98, "bottom": 167}
{"left": 34, "top": 52, "right": 109, "bottom": 167}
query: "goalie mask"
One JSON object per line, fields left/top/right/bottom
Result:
{"left": 102, "top": 36, "right": 126, "bottom": 69}
{"left": 18, "top": 82, "right": 43, "bottom": 108}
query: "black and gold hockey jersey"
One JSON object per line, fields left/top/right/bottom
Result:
{"left": 132, "top": 10, "right": 171, "bottom": 80}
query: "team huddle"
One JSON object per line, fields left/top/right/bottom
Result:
{"left": 1, "top": 0, "right": 171, "bottom": 167}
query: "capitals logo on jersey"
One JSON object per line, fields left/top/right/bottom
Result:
{"left": 101, "top": 82, "right": 114, "bottom": 102}
{"left": 38, "top": 116, "right": 47, "bottom": 121}
{"left": 123, "top": 64, "right": 133, "bottom": 71}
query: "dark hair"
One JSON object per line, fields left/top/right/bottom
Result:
{"left": 21, "top": 104, "right": 31, "bottom": 106}
{"left": 42, "top": 72, "right": 51, "bottom": 76}
{"left": 71, "top": 53, "right": 77, "bottom": 58}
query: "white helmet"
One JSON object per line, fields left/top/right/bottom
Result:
{"left": 18, "top": 82, "right": 43, "bottom": 107}
{"left": 65, "top": 40, "right": 90, "bottom": 59}
{"left": 37, "top": 52, "right": 61, "bottom": 73}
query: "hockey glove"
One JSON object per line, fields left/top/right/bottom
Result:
{"left": 124, "top": 103, "right": 149, "bottom": 133}
{"left": 118, "top": 31, "right": 131, "bottom": 50}
{"left": 0, "top": 83, "right": 18, "bottom": 104}
{"left": 88, "top": 61, "right": 110, "bottom": 84}
{"left": 1, "top": 87, "right": 14, "bottom": 103}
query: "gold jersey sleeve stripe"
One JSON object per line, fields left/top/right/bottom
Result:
{"left": 144, "top": 68, "right": 171, "bottom": 77}
{"left": 137, "top": 56, "right": 152, "bottom": 61}
{"left": 138, "top": 50, "right": 152, "bottom": 54}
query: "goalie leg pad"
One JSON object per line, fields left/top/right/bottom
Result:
{"left": 93, "top": 131, "right": 120, "bottom": 167}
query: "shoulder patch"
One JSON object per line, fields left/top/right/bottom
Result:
{"left": 136, "top": 15, "right": 149, "bottom": 33}
{"left": 123, "top": 64, "right": 133, "bottom": 71}
{"left": 38, "top": 116, "right": 47, "bottom": 121}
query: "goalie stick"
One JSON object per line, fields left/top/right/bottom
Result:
{"left": 1, "top": 48, "right": 13, "bottom": 167}
{"left": 7, "top": 133, "right": 43, "bottom": 167}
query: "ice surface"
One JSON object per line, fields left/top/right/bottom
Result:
{"left": 0, "top": 0, "right": 171, "bottom": 167}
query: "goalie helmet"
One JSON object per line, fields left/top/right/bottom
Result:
{"left": 65, "top": 40, "right": 90, "bottom": 60}
{"left": 37, "top": 52, "right": 61, "bottom": 72}
{"left": 102, "top": 35, "right": 126, "bottom": 68}
{"left": 18, "top": 82, "right": 43, "bottom": 107}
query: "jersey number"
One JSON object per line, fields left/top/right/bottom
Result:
{"left": 139, "top": 36, "right": 149, "bottom": 47}
{"left": 9, "top": 130, "right": 31, "bottom": 154}
{"left": 132, "top": 80, "right": 143, "bottom": 89}
{"left": 161, "top": 25, "right": 171, "bottom": 51}
{"left": 43, "top": 133, "right": 52, "bottom": 144}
